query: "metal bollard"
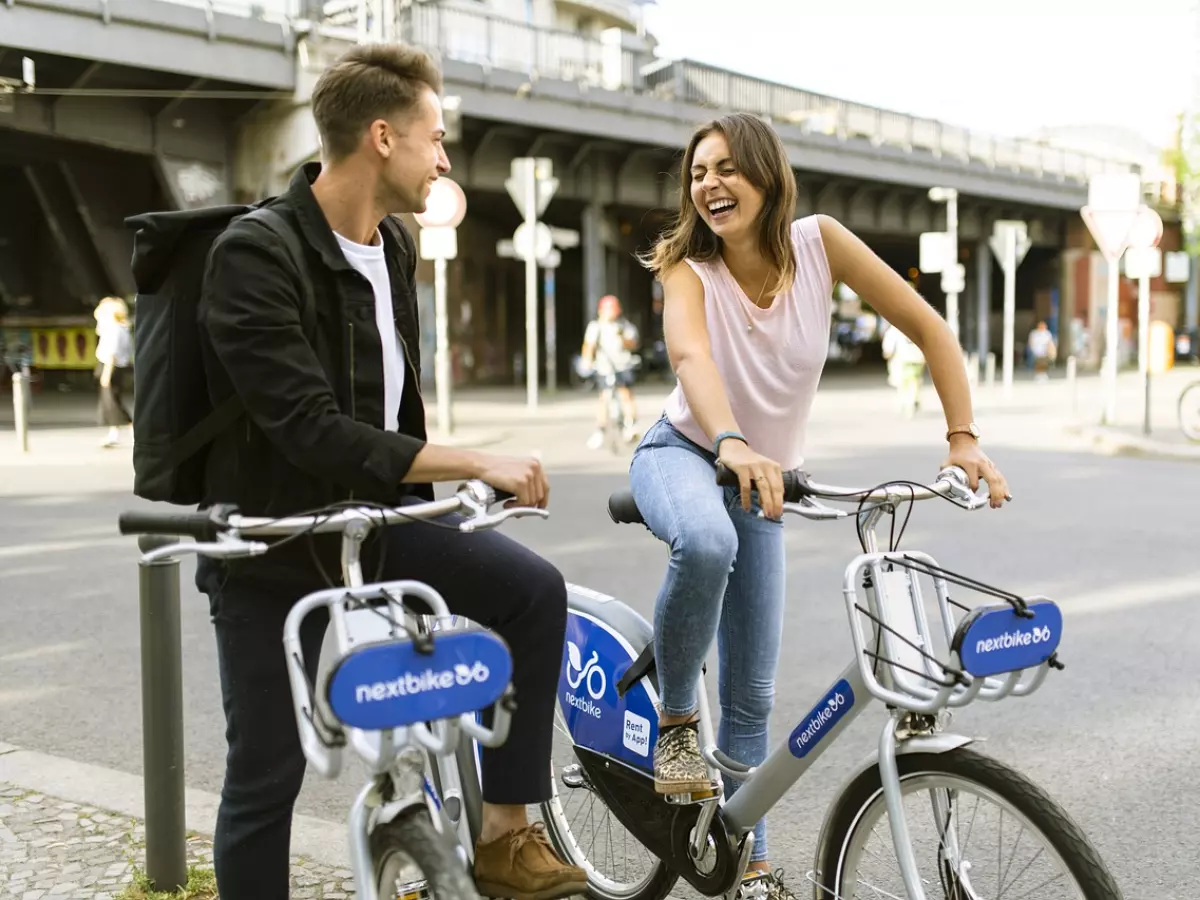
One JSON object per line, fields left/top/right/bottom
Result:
{"left": 1066, "top": 356, "right": 1077, "bottom": 418}
{"left": 984, "top": 353, "right": 996, "bottom": 388}
{"left": 12, "top": 372, "right": 29, "bottom": 453}
{"left": 138, "top": 535, "right": 188, "bottom": 892}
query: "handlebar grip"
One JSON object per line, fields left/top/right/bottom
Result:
{"left": 117, "top": 504, "right": 235, "bottom": 541}
{"left": 714, "top": 463, "right": 811, "bottom": 503}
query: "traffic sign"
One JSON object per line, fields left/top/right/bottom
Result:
{"left": 513, "top": 222, "right": 553, "bottom": 263}
{"left": 419, "top": 226, "right": 458, "bottom": 261}
{"left": 919, "top": 231, "right": 953, "bottom": 274}
{"left": 415, "top": 177, "right": 467, "bottom": 229}
{"left": 1081, "top": 206, "right": 1139, "bottom": 261}
{"left": 548, "top": 226, "right": 580, "bottom": 249}
{"left": 1165, "top": 250, "right": 1190, "bottom": 283}
{"left": 940, "top": 262, "right": 965, "bottom": 295}
{"left": 988, "top": 220, "right": 1030, "bottom": 268}
{"left": 1127, "top": 204, "right": 1164, "bottom": 250}
{"left": 1123, "top": 246, "right": 1162, "bottom": 280}
{"left": 505, "top": 157, "right": 558, "bottom": 219}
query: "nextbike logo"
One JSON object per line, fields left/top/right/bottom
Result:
{"left": 975, "top": 625, "right": 1053, "bottom": 654}
{"left": 354, "top": 662, "right": 491, "bottom": 704}
{"left": 564, "top": 640, "right": 607, "bottom": 719}
{"left": 788, "top": 679, "right": 854, "bottom": 759}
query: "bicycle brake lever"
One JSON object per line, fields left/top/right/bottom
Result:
{"left": 458, "top": 507, "right": 550, "bottom": 533}
{"left": 141, "top": 540, "right": 269, "bottom": 564}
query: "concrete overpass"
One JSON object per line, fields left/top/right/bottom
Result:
{"left": 0, "top": 0, "right": 1152, "bottom": 384}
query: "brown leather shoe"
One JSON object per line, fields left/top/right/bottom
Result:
{"left": 473, "top": 822, "right": 588, "bottom": 900}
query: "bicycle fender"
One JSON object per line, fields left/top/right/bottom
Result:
{"left": 810, "top": 732, "right": 976, "bottom": 885}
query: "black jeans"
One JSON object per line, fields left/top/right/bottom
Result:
{"left": 195, "top": 505, "right": 568, "bottom": 900}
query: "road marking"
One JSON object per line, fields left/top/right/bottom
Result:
{"left": 0, "top": 536, "right": 127, "bottom": 560}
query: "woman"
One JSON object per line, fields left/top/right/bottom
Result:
{"left": 629, "top": 112, "right": 1009, "bottom": 892}
{"left": 94, "top": 296, "right": 133, "bottom": 447}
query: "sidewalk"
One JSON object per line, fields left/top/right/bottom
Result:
{"left": 0, "top": 743, "right": 356, "bottom": 899}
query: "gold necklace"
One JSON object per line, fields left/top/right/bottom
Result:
{"left": 743, "top": 269, "right": 771, "bottom": 332}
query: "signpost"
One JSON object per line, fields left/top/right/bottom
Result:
{"left": 505, "top": 158, "right": 559, "bottom": 410}
{"left": 987, "top": 220, "right": 1031, "bottom": 396}
{"left": 498, "top": 227, "right": 577, "bottom": 396}
{"left": 1080, "top": 173, "right": 1142, "bottom": 425}
{"left": 1122, "top": 205, "right": 1164, "bottom": 435}
{"left": 415, "top": 176, "right": 467, "bottom": 435}
{"left": 927, "top": 187, "right": 961, "bottom": 343}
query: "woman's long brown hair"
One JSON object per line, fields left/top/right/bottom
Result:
{"left": 642, "top": 112, "right": 798, "bottom": 297}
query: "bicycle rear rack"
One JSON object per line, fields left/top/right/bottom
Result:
{"left": 842, "top": 551, "right": 1064, "bottom": 715}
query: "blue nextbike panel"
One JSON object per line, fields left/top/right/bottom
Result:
{"left": 327, "top": 630, "right": 512, "bottom": 731}
{"left": 558, "top": 612, "right": 659, "bottom": 774}
{"left": 956, "top": 600, "right": 1063, "bottom": 678}
{"left": 788, "top": 678, "right": 855, "bottom": 759}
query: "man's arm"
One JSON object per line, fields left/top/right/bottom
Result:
{"left": 201, "top": 234, "right": 428, "bottom": 496}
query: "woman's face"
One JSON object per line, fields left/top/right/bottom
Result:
{"left": 689, "top": 131, "right": 764, "bottom": 245}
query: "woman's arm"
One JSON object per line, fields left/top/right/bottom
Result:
{"left": 660, "top": 263, "right": 785, "bottom": 517}
{"left": 816, "top": 215, "right": 1010, "bottom": 507}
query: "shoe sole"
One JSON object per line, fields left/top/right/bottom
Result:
{"left": 653, "top": 777, "right": 712, "bottom": 794}
{"left": 475, "top": 877, "right": 591, "bottom": 900}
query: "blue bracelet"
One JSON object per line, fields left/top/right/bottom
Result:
{"left": 712, "top": 430, "right": 747, "bottom": 455}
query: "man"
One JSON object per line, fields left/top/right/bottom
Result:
{"left": 193, "top": 42, "right": 587, "bottom": 900}
{"left": 580, "top": 294, "right": 640, "bottom": 448}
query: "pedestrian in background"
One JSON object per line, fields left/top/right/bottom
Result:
{"left": 94, "top": 295, "right": 133, "bottom": 447}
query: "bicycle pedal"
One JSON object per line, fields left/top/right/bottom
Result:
{"left": 663, "top": 782, "right": 721, "bottom": 805}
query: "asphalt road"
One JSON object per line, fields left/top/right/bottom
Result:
{"left": 1, "top": 423, "right": 1197, "bottom": 897}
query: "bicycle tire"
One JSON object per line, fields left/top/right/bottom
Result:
{"left": 1178, "top": 381, "right": 1200, "bottom": 442}
{"left": 816, "top": 746, "right": 1123, "bottom": 900}
{"left": 371, "top": 806, "right": 481, "bottom": 900}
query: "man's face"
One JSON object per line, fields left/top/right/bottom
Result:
{"left": 377, "top": 86, "right": 451, "bottom": 214}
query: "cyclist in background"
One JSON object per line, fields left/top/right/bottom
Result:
{"left": 580, "top": 293, "right": 640, "bottom": 448}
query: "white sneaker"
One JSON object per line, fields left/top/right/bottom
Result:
{"left": 586, "top": 430, "right": 604, "bottom": 450}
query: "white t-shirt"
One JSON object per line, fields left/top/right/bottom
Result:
{"left": 334, "top": 230, "right": 405, "bottom": 432}
{"left": 585, "top": 317, "right": 638, "bottom": 375}
{"left": 96, "top": 322, "right": 133, "bottom": 368}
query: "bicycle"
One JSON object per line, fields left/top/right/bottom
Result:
{"left": 117, "top": 481, "right": 548, "bottom": 900}
{"left": 1178, "top": 379, "right": 1200, "bottom": 441}
{"left": 501, "top": 464, "right": 1120, "bottom": 900}
{"left": 581, "top": 361, "right": 641, "bottom": 454}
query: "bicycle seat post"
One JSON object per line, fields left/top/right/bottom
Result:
{"left": 341, "top": 518, "right": 371, "bottom": 588}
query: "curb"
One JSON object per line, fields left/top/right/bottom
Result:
{"left": 0, "top": 741, "right": 350, "bottom": 868}
{"left": 1066, "top": 425, "right": 1200, "bottom": 462}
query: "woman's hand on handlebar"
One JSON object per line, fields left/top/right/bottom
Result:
{"left": 475, "top": 453, "right": 550, "bottom": 509}
{"left": 718, "top": 439, "right": 785, "bottom": 520}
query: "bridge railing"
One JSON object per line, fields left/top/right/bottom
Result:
{"left": 385, "top": 4, "right": 1133, "bottom": 185}
{"left": 398, "top": 3, "right": 641, "bottom": 93}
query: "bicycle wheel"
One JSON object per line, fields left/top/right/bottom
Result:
{"left": 372, "top": 807, "right": 481, "bottom": 900}
{"left": 539, "top": 706, "right": 678, "bottom": 900}
{"left": 816, "top": 746, "right": 1122, "bottom": 900}
{"left": 1178, "top": 381, "right": 1200, "bottom": 442}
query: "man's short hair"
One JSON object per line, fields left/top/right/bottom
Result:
{"left": 311, "top": 42, "right": 443, "bottom": 160}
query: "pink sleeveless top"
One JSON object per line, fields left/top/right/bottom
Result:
{"left": 663, "top": 216, "right": 833, "bottom": 470}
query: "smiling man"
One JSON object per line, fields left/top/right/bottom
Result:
{"left": 194, "top": 43, "right": 587, "bottom": 900}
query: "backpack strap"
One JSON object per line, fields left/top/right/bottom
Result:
{"left": 165, "top": 206, "right": 314, "bottom": 473}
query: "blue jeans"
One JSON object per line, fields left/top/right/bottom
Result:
{"left": 629, "top": 416, "right": 786, "bottom": 861}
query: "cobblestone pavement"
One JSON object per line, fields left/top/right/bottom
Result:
{"left": 0, "top": 783, "right": 358, "bottom": 899}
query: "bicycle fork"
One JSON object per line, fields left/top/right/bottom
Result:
{"left": 878, "top": 712, "right": 974, "bottom": 900}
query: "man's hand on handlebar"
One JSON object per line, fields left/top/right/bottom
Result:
{"left": 475, "top": 453, "right": 550, "bottom": 510}
{"left": 718, "top": 439, "right": 785, "bottom": 520}
{"left": 943, "top": 438, "right": 1010, "bottom": 509}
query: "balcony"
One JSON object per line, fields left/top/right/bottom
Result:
{"left": 553, "top": 0, "right": 639, "bottom": 30}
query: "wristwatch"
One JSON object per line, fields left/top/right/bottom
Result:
{"left": 946, "top": 423, "right": 981, "bottom": 442}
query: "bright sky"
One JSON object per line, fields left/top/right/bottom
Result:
{"left": 640, "top": 0, "right": 1197, "bottom": 152}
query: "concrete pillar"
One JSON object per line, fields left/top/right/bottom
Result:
{"left": 582, "top": 201, "right": 604, "bottom": 322}
{"left": 975, "top": 238, "right": 992, "bottom": 358}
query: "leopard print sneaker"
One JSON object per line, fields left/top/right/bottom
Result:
{"left": 653, "top": 721, "right": 710, "bottom": 793}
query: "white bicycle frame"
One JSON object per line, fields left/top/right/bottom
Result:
{"left": 133, "top": 483, "right": 547, "bottom": 900}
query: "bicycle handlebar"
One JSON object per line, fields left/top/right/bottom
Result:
{"left": 118, "top": 482, "right": 536, "bottom": 562}
{"left": 713, "top": 463, "right": 991, "bottom": 512}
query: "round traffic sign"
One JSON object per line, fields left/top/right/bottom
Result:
{"left": 513, "top": 222, "right": 553, "bottom": 262}
{"left": 415, "top": 177, "right": 467, "bottom": 229}
{"left": 1126, "top": 205, "right": 1164, "bottom": 250}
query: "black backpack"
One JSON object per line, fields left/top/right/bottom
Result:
{"left": 124, "top": 203, "right": 310, "bottom": 506}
